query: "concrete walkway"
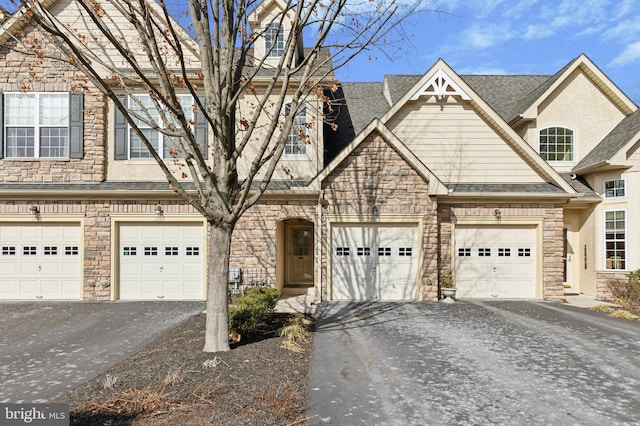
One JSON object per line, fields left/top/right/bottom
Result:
{"left": 0, "top": 301, "right": 205, "bottom": 403}
{"left": 307, "top": 300, "right": 640, "bottom": 425}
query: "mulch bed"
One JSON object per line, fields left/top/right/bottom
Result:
{"left": 58, "top": 312, "right": 312, "bottom": 425}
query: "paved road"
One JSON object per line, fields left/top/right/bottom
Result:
{"left": 0, "top": 301, "right": 205, "bottom": 403}
{"left": 307, "top": 300, "right": 640, "bottom": 425}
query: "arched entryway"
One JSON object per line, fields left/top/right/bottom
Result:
{"left": 277, "top": 218, "right": 314, "bottom": 296}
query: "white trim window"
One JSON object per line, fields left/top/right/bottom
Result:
{"left": 604, "top": 178, "right": 626, "bottom": 198}
{"left": 4, "top": 92, "right": 69, "bottom": 158}
{"left": 539, "top": 127, "right": 574, "bottom": 161}
{"left": 604, "top": 210, "right": 626, "bottom": 270}
{"left": 128, "top": 94, "right": 193, "bottom": 159}
{"left": 265, "top": 22, "right": 284, "bottom": 57}
{"left": 284, "top": 103, "right": 308, "bottom": 155}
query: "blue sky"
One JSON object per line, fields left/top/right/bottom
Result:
{"left": 3, "top": 0, "right": 639, "bottom": 102}
{"left": 336, "top": 0, "right": 640, "bottom": 103}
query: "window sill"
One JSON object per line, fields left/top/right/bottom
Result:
{"left": 282, "top": 154, "right": 310, "bottom": 160}
{"left": 2, "top": 157, "right": 71, "bottom": 162}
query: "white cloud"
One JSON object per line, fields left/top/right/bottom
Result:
{"left": 610, "top": 41, "right": 640, "bottom": 66}
{"left": 457, "top": 65, "right": 508, "bottom": 75}
{"left": 602, "top": 17, "right": 640, "bottom": 42}
{"left": 463, "top": 23, "right": 513, "bottom": 48}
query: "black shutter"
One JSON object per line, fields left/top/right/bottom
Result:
{"left": 0, "top": 92, "right": 3, "bottom": 159}
{"left": 195, "top": 96, "right": 208, "bottom": 159}
{"left": 114, "top": 94, "right": 128, "bottom": 160}
{"left": 68, "top": 92, "right": 83, "bottom": 158}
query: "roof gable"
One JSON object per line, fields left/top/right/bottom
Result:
{"left": 314, "top": 119, "right": 448, "bottom": 195}
{"left": 378, "top": 59, "right": 576, "bottom": 194}
{"left": 515, "top": 54, "right": 636, "bottom": 124}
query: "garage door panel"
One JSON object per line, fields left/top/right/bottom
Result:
{"left": 455, "top": 226, "right": 536, "bottom": 299}
{"left": 119, "top": 223, "right": 204, "bottom": 300}
{"left": 0, "top": 224, "right": 81, "bottom": 300}
{"left": 331, "top": 224, "right": 418, "bottom": 301}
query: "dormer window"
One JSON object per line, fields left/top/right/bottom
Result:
{"left": 284, "top": 103, "right": 307, "bottom": 155}
{"left": 539, "top": 127, "right": 574, "bottom": 162}
{"left": 265, "top": 22, "right": 284, "bottom": 57}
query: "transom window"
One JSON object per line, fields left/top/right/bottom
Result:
{"left": 265, "top": 22, "right": 284, "bottom": 57}
{"left": 128, "top": 94, "right": 194, "bottom": 159}
{"left": 604, "top": 179, "right": 626, "bottom": 198}
{"left": 4, "top": 93, "right": 70, "bottom": 158}
{"left": 605, "top": 210, "right": 626, "bottom": 270}
{"left": 539, "top": 127, "right": 574, "bottom": 161}
{"left": 284, "top": 103, "right": 308, "bottom": 155}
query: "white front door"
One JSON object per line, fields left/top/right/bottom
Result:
{"left": 331, "top": 224, "right": 418, "bottom": 300}
{"left": 119, "top": 223, "right": 204, "bottom": 300}
{"left": 455, "top": 226, "right": 537, "bottom": 298}
{"left": 0, "top": 224, "right": 81, "bottom": 300}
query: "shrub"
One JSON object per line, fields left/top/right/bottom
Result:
{"left": 606, "top": 269, "right": 640, "bottom": 309}
{"left": 228, "top": 287, "right": 279, "bottom": 337}
{"left": 278, "top": 315, "right": 312, "bottom": 352}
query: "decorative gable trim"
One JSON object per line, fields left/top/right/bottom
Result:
{"left": 410, "top": 68, "right": 471, "bottom": 100}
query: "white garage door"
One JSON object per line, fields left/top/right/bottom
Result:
{"left": 0, "top": 224, "right": 81, "bottom": 300}
{"left": 331, "top": 224, "right": 418, "bottom": 300}
{"left": 455, "top": 226, "right": 537, "bottom": 298}
{"left": 119, "top": 223, "right": 204, "bottom": 300}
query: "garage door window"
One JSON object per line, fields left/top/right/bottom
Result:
{"left": 65, "top": 246, "right": 79, "bottom": 255}
{"left": 23, "top": 246, "right": 37, "bottom": 255}
{"left": 357, "top": 247, "right": 371, "bottom": 256}
{"left": 498, "top": 248, "right": 511, "bottom": 257}
{"left": 165, "top": 246, "right": 179, "bottom": 256}
{"left": 186, "top": 246, "right": 200, "bottom": 256}
{"left": 518, "top": 248, "right": 531, "bottom": 257}
{"left": 144, "top": 246, "right": 158, "bottom": 256}
{"left": 336, "top": 247, "right": 350, "bottom": 256}
{"left": 399, "top": 247, "right": 412, "bottom": 256}
{"left": 44, "top": 246, "right": 58, "bottom": 255}
{"left": 378, "top": 247, "right": 391, "bottom": 256}
{"left": 2, "top": 246, "right": 16, "bottom": 255}
{"left": 458, "top": 248, "right": 471, "bottom": 257}
{"left": 478, "top": 248, "right": 491, "bottom": 256}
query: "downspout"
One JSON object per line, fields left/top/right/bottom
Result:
{"left": 315, "top": 189, "right": 325, "bottom": 304}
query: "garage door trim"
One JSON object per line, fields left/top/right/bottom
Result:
{"left": 111, "top": 215, "right": 207, "bottom": 300}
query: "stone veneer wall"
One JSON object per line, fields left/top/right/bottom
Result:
{"left": 320, "top": 132, "right": 439, "bottom": 301}
{"left": 438, "top": 202, "right": 566, "bottom": 301}
{"left": 0, "top": 26, "right": 107, "bottom": 183}
{"left": 231, "top": 199, "right": 318, "bottom": 287}
{"left": 595, "top": 271, "right": 629, "bottom": 301}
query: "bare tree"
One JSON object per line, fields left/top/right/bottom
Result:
{"left": 6, "top": 0, "right": 425, "bottom": 351}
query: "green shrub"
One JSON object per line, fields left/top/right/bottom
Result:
{"left": 607, "top": 269, "right": 640, "bottom": 309}
{"left": 228, "top": 287, "right": 279, "bottom": 336}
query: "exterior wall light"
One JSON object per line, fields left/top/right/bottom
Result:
{"left": 494, "top": 209, "right": 502, "bottom": 219}
{"left": 29, "top": 205, "right": 40, "bottom": 215}
{"left": 371, "top": 205, "right": 379, "bottom": 216}
{"left": 155, "top": 204, "right": 163, "bottom": 216}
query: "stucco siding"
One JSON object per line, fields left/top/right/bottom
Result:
{"left": 525, "top": 70, "right": 627, "bottom": 172}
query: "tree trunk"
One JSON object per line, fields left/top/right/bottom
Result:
{"left": 203, "top": 224, "right": 232, "bottom": 352}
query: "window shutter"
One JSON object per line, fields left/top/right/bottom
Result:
{"left": 68, "top": 92, "right": 84, "bottom": 159}
{"left": 114, "top": 94, "right": 128, "bottom": 160}
{"left": 0, "top": 92, "right": 3, "bottom": 159}
{"left": 195, "top": 96, "right": 208, "bottom": 159}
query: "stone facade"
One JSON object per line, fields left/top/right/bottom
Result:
{"left": 320, "top": 131, "right": 439, "bottom": 301}
{"left": 0, "top": 26, "right": 107, "bottom": 183}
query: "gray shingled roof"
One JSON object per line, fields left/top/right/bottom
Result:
{"left": 559, "top": 173, "right": 599, "bottom": 198}
{"left": 340, "top": 82, "right": 389, "bottom": 134}
{"left": 573, "top": 109, "right": 640, "bottom": 172}
{"left": 461, "top": 75, "right": 551, "bottom": 121}
{"left": 448, "top": 183, "right": 566, "bottom": 194}
{"left": 384, "top": 75, "right": 421, "bottom": 105}
{"left": 0, "top": 179, "right": 311, "bottom": 193}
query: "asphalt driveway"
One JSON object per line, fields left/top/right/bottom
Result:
{"left": 0, "top": 301, "right": 205, "bottom": 403}
{"left": 307, "top": 300, "right": 640, "bottom": 425}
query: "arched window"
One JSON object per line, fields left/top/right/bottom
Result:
{"left": 265, "top": 22, "right": 284, "bottom": 57}
{"left": 539, "top": 127, "right": 574, "bottom": 161}
{"left": 285, "top": 103, "right": 307, "bottom": 155}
